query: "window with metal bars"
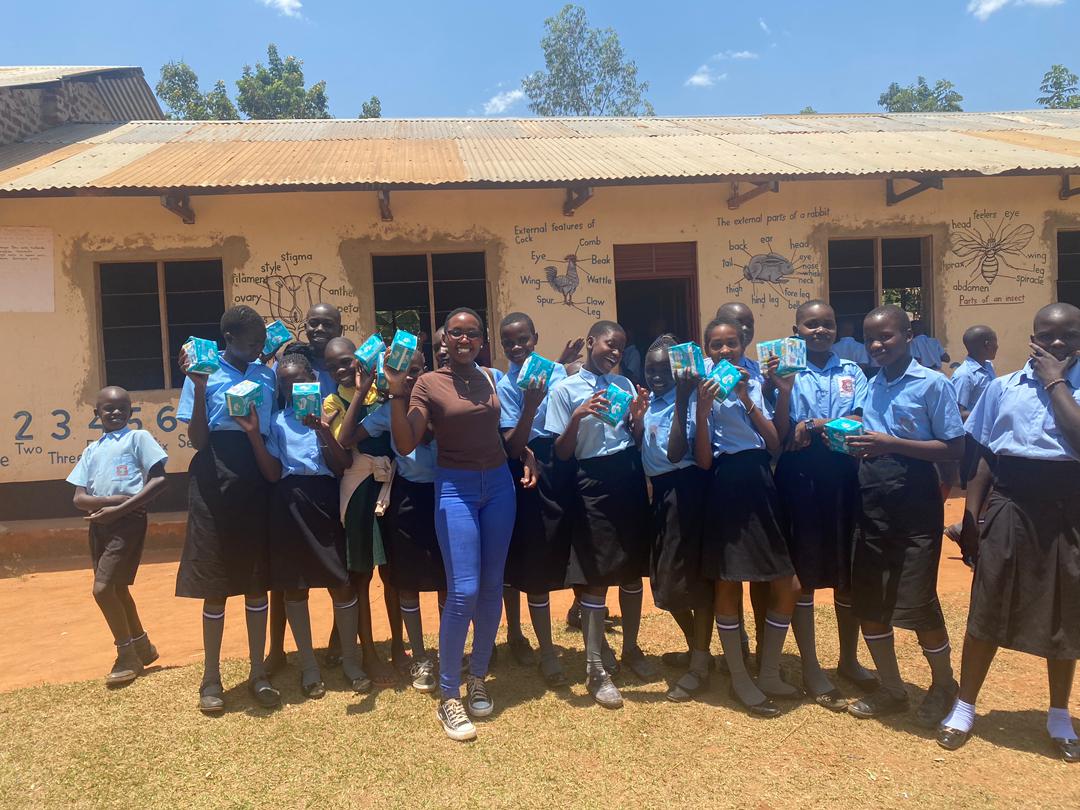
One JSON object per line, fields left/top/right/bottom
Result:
{"left": 371, "top": 252, "right": 489, "bottom": 366}
{"left": 1057, "top": 231, "right": 1080, "bottom": 309}
{"left": 827, "top": 237, "right": 932, "bottom": 339}
{"left": 98, "top": 259, "right": 225, "bottom": 391}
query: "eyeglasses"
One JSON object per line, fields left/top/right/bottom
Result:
{"left": 447, "top": 328, "right": 483, "bottom": 340}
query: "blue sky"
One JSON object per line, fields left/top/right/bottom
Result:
{"left": 3, "top": 1, "right": 1078, "bottom": 118}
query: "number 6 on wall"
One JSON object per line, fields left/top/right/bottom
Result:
{"left": 157, "top": 405, "right": 177, "bottom": 433}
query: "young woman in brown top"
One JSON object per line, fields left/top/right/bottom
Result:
{"left": 384, "top": 307, "right": 535, "bottom": 741}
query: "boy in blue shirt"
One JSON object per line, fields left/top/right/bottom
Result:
{"left": 68, "top": 386, "right": 167, "bottom": 686}
{"left": 950, "top": 325, "right": 998, "bottom": 420}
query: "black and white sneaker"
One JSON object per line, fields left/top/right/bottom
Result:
{"left": 411, "top": 657, "right": 436, "bottom": 693}
{"left": 437, "top": 697, "right": 477, "bottom": 741}
{"left": 466, "top": 675, "right": 493, "bottom": 717}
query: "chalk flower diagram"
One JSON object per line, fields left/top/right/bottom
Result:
{"left": 256, "top": 266, "right": 329, "bottom": 337}
{"left": 949, "top": 221, "right": 1034, "bottom": 286}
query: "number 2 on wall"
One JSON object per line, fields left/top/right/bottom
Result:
{"left": 13, "top": 411, "right": 33, "bottom": 441}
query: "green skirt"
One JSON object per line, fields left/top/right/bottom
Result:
{"left": 344, "top": 475, "right": 387, "bottom": 573}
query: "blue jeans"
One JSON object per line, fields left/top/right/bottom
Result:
{"left": 434, "top": 462, "right": 517, "bottom": 698}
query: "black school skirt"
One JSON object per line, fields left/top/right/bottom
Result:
{"left": 774, "top": 440, "right": 860, "bottom": 591}
{"left": 90, "top": 512, "right": 148, "bottom": 586}
{"left": 380, "top": 476, "right": 446, "bottom": 593}
{"left": 967, "top": 456, "right": 1080, "bottom": 659}
{"left": 852, "top": 454, "right": 944, "bottom": 630}
{"left": 702, "top": 449, "right": 794, "bottom": 582}
{"left": 269, "top": 475, "right": 349, "bottom": 591}
{"left": 649, "top": 465, "right": 712, "bottom": 612}
{"left": 504, "top": 437, "right": 576, "bottom": 594}
{"left": 566, "top": 446, "right": 651, "bottom": 587}
{"left": 177, "top": 432, "right": 270, "bottom": 599}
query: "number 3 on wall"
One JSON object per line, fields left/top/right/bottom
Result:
{"left": 51, "top": 409, "right": 71, "bottom": 440}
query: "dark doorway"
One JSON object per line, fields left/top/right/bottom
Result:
{"left": 614, "top": 242, "right": 698, "bottom": 385}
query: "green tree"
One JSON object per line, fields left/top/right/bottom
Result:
{"left": 799, "top": 105, "right": 817, "bottom": 114}
{"left": 522, "top": 4, "right": 653, "bottom": 116}
{"left": 156, "top": 61, "right": 238, "bottom": 120}
{"left": 878, "top": 76, "right": 963, "bottom": 112}
{"left": 1037, "top": 64, "right": 1080, "bottom": 109}
{"left": 359, "top": 96, "right": 382, "bottom": 119}
{"left": 236, "top": 44, "right": 330, "bottom": 119}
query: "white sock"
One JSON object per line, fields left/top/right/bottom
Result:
{"left": 942, "top": 698, "right": 976, "bottom": 733}
{"left": 1047, "top": 707, "right": 1077, "bottom": 740}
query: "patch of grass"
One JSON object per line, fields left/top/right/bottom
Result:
{"left": 1, "top": 595, "right": 1077, "bottom": 808}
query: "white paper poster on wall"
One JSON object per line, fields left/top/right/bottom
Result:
{"left": 0, "top": 226, "right": 54, "bottom": 312}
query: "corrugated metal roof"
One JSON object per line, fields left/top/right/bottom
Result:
{"left": 0, "top": 66, "right": 142, "bottom": 88}
{"left": 2, "top": 111, "right": 1080, "bottom": 194}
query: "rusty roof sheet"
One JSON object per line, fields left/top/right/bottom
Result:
{"left": 2, "top": 111, "right": 1080, "bottom": 194}
{"left": 0, "top": 66, "right": 142, "bottom": 88}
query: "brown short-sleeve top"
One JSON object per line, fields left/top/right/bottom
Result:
{"left": 408, "top": 365, "right": 506, "bottom": 470}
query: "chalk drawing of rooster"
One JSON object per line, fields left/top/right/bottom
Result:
{"left": 545, "top": 254, "right": 580, "bottom": 305}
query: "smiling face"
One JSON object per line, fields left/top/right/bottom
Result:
{"left": 587, "top": 328, "right": 625, "bottom": 375}
{"left": 644, "top": 348, "right": 674, "bottom": 396}
{"left": 500, "top": 320, "right": 538, "bottom": 367}
{"left": 323, "top": 339, "right": 357, "bottom": 387}
{"left": 304, "top": 304, "right": 343, "bottom": 356}
{"left": 1032, "top": 306, "right": 1080, "bottom": 362}
{"left": 95, "top": 387, "right": 132, "bottom": 433}
{"left": 444, "top": 312, "right": 484, "bottom": 366}
{"left": 796, "top": 303, "right": 837, "bottom": 356}
{"left": 863, "top": 310, "right": 911, "bottom": 368}
{"left": 705, "top": 323, "right": 744, "bottom": 364}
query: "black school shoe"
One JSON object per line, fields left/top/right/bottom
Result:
{"left": 587, "top": 670, "right": 623, "bottom": 709}
{"left": 728, "top": 685, "right": 780, "bottom": 718}
{"left": 131, "top": 634, "right": 159, "bottom": 667}
{"left": 198, "top": 681, "right": 225, "bottom": 714}
{"left": 508, "top": 633, "right": 536, "bottom": 666}
{"left": 248, "top": 676, "right": 281, "bottom": 708}
{"left": 662, "top": 650, "right": 718, "bottom": 672}
{"left": 666, "top": 670, "right": 709, "bottom": 703}
{"left": 915, "top": 680, "right": 959, "bottom": 729}
{"left": 848, "top": 687, "right": 910, "bottom": 720}
{"left": 105, "top": 645, "right": 143, "bottom": 687}
{"left": 936, "top": 726, "right": 971, "bottom": 751}
{"left": 1051, "top": 737, "right": 1080, "bottom": 763}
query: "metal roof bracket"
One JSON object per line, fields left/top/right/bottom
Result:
{"left": 886, "top": 177, "right": 943, "bottom": 206}
{"left": 727, "top": 180, "right": 778, "bottom": 210}
{"left": 1060, "top": 175, "right": 1080, "bottom": 201}
{"left": 563, "top": 186, "right": 593, "bottom": 216}
{"left": 377, "top": 190, "right": 393, "bottom": 221}
{"left": 160, "top": 192, "right": 194, "bottom": 224}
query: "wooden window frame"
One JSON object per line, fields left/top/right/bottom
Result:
{"left": 825, "top": 235, "right": 935, "bottom": 334}
{"left": 94, "top": 257, "right": 224, "bottom": 393}
{"left": 612, "top": 241, "right": 700, "bottom": 337}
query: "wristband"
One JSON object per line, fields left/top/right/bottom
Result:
{"left": 745, "top": 401, "right": 757, "bottom": 416}
{"left": 1045, "top": 378, "right": 1068, "bottom": 392}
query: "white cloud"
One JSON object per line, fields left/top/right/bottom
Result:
{"left": 967, "top": 0, "right": 1063, "bottom": 21}
{"left": 260, "top": 0, "right": 303, "bottom": 17}
{"left": 758, "top": 17, "right": 772, "bottom": 34}
{"left": 713, "top": 50, "right": 758, "bottom": 60}
{"left": 483, "top": 88, "right": 525, "bottom": 115}
{"left": 685, "top": 65, "right": 727, "bottom": 88}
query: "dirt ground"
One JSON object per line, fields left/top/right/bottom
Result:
{"left": 1, "top": 500, "right": 975, "bottom": 693}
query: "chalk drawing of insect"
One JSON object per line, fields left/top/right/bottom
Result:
{"left": 950, "top": 221, "right": 1034, "bottom": 286}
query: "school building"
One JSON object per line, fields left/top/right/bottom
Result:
{"left": 1, "top": 66, "right": 1080, "bottom": 519}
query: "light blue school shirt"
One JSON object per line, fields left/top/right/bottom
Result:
{"left": 834, "top": 336, "right": 870, "bottom": 366}
{"left": 266, "top": 408, "right": 333, "bottom": 477}
{"left": 911, "top": 334, "right": 946, "bottom": 369}
{"left": 688, "top": 375, "right": 769, "bottom": 455}
{"left": 862, "top": 358, "right": 965, "bottom": 441}
{"left": 964, "top": 360, "right": 1080, "bottom": 461}
{"left": 497, "top": 358, "right": 568, "bottom": 443}
{"left": 478, "top": 363, "right": 505, "bottom": 385}
{"left": 788, "top": 354, "right": 868, "bottom": 424}
{"left": 66, "top": 427, "right": 168, "bottom": 498}
{"left": 950, "top": 357, "right": 995, "bottom": 412}
{"left": 545, "top": 367, "right": 634, "bottom": 459}
{"left": 178, "top": 354, "right": 277, "bottom": 434}
{"left": 361, "top": 402, "right": 437, "bottom": 483}
{"left": 641, "top": 388, "right": 695, "bottom": 477}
